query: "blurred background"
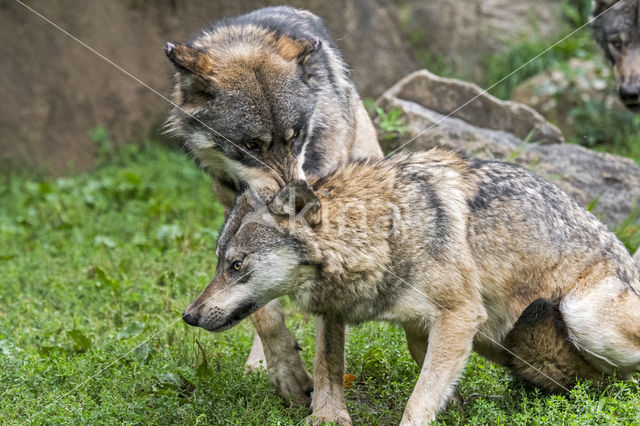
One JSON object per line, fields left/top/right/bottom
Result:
{"left": 3, "top": 0, "right": 637, "bottom": 174}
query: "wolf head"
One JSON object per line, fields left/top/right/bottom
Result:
{"left": 592, "top": 0, "right": 640, "bottom": 111}
{"left": 182, "top": 181, "right": 321, "bottom": 331}
{"left": 164, "top": 26, "right": 323, "bottom": 197}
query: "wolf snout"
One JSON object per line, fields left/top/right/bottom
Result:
{"left": 619, "top": 84, "right": 640, "bottom": 108}
{"left": 182, "top": 305, "right": 200, "bottom": 326}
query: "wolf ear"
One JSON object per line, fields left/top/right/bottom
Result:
{"left": 165, "top": 42, "right": 216, "bottom": 79}
{"left": 268, "top": 181, "right": 322, "bottom": 226}
{"left": 274, "top": 36, "right": 322, "bottom": 64}
{"left": 592, "top": 0, "right": 619, "bottom": 15}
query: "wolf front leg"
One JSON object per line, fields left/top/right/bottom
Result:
{"left": 249, "top": 299, "right": 313, "bottom": 406}
{"left": 401, "top": 306, "right": 486, "bottom": 425}
{"left": 307, "top": 317, "right": 351, "bottom": 425}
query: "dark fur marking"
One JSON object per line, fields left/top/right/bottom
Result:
{"left": 503, "top": 298, "right": 602, "bottom": 393}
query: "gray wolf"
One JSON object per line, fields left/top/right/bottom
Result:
{"left": 592, "top": 0, "right": 640, "bottom": 111}
{"left": 164, "top": 6, "right": 382, "bottom": 405}
{"left": 183, "top": 148, "right": 640, "bottom": 425}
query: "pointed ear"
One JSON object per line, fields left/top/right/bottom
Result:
{"left": 274, "top": 36, "right": 322, "bottom": 64}
{"left": 592, "top": 0, "right": 619, "bottom": 15}
{"left": 268, "top": 181, "right": 322, "bottom": 226}
{"left": 165, "top": 42, "right": 216, "bottom": 79}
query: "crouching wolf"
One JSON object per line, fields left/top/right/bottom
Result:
{"left": 183, "top": 148, "right": 640, "bottom": 424}
{"left": 592, "top": 0, "right": 640, "bottom": 111}
{"left": 164, "top": 7, "right": 382, "bottom": 405}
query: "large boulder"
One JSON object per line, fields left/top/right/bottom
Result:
{"left": 0, "top": 0, "right": 418, "bottom": 174}
{"left": 376, "top": 70, "right": 640, "bottom": 229}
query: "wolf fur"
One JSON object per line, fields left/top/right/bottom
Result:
{"left": 164, "top": 6, "right": 381, "bottom": 203}
{"left": 592, "top": 0, "right": 640, "bottom": 111}
{"left": 183, "top": 148, "right": 640, "bottom": 425}
{"left": 164, "top": 6, "right": 382, "bottom": 406}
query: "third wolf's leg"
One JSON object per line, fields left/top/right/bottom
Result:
{"left": 249, "top": 299, "right": 313, "bottom": 406}
{"left": 244, "top": 330, "right": 266, "bottom": 370}
{"left": 634, "top": 248, "right": 640, "bottom": 267}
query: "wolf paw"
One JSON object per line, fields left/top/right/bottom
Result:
{"left": 305, "top": 408, "right": 352, "bottom": 425}
{"left": 271, "top": 362, "right": 314, "bottom": 407}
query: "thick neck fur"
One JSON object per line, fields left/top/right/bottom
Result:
{"left": 294, "top": 149, "right": 474, "bottom": 323}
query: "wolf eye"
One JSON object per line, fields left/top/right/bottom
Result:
{"left": 245, "top": 141, "right": 260, "bottom": 151}
{"left": 291, "top": 128, "right": 300, "bottom": 139}
{"left": 610, "top": 39, "right": 623, "bottom": 50}
{"left": 231, "top": 260, "right": 242, "bottom": 271}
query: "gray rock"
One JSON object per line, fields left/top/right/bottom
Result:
{"left": 376, "top": 69, "right": 640, "bottom": 230}
{"left": 382, "top": 70, "right": 564, "bottom": 145}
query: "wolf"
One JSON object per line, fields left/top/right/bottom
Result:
{"left": 592, "top": 0, "right": 640, "bottom": 111}
{"left": 182, "top": 148, "right": 640, "bottom": 425}
{"left": 163, "top": 6, "right": 382, "bottom": 405}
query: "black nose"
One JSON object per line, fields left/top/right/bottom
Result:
{"left": 182, "top": 309, "right": 199, "bottom": 326}
{"left": 619, "top": 85, "right": 640, "bottom": 103}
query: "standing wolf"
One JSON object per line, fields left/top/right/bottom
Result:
{"left": 164, "top": 6, "right": 382, "bottom": 405}
{"left": 183, "top": 148, "right": 640, "bottom": 425}
{"left": 592, "top": 0, "right": 640, "bottom": 111}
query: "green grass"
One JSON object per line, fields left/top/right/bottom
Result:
{"left": 1, "top": 142, "right": 639, "bottom": 424}
{"left": 481, "top": 0, "right": 596, "bottom": 101}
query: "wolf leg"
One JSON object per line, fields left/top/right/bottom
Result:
{"left": 249, "top": 299, "right": 313, "bottom": 406}
{"left": 633, "top": 248, "right": 640, "bottom": 267}
{"left": 561, "top": 276, "right": 640, "bottom": 377}
{"left": 404, "top": 324, "right": 428, "bottom": 367}
{"left": 404, "top": 324, "right": 464, "bottom": 409}
{"left": 307, "top": 317, "right": 351, "bottom": 426}
{"left": 244, "top": 330, "right": 266, "bottom": 370}
{"left": 503, "top": 298, "right": 602, "bottom": 392}
{"left": 400, "top": 305, "right": 485, "bottom": 425}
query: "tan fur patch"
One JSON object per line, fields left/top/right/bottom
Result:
{"left": 273, "top": 36, "right": 313, "bottom": 62}
{"left": 168, "top": 43, "right": 216, "bottom": 78}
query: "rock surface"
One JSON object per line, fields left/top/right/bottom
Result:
{"left": 0, "top": 0, "right": 418, "bottom": 174}
{"left": 383, "top": 70, "right": 564, "bottom": 145}
{"left": 376, "top": 70, "right": 640, "bottom": 229}
{"left": 397, "top": 0, "right": 564, "bottom": 80}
